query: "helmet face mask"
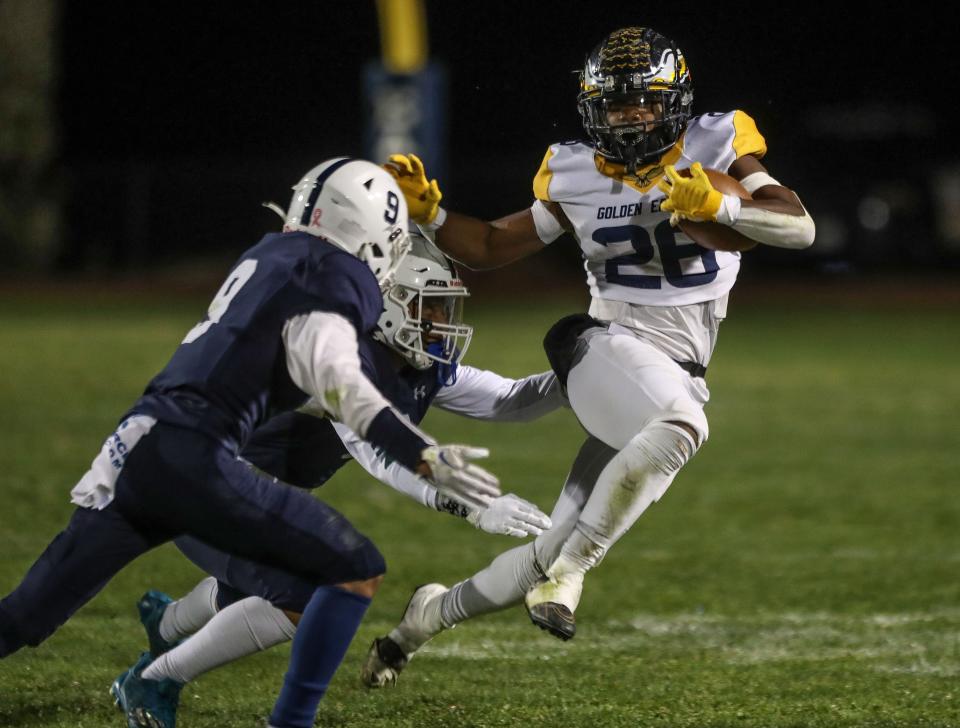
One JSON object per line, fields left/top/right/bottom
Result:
{"left": 578, "top": 27, "right": 693, "bottom": 172}
{"left": 276, "top": 157, "right": 412, "bottom": 288}
{"left": 375, "top": 234, "right": 472, "bottom": 374}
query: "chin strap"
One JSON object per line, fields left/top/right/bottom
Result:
{"left": 262, "top": 201, "right": 286, "bottom": 221}
{"left": 621, "top": 144, "right": 640, "bottom": 176}
{"left": 427, "top": 341, "right": 458, "bottom": 385}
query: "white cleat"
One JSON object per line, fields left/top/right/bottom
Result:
{"left": 524, "top": 557, "right": 584, "bottom": 641}
{"left": 361, "top": 583, "right": 449, "bottom": 688}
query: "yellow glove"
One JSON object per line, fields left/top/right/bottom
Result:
{"left": 383, "top": 153, "right": 442, "bottom": 225}
{"left": 657, "top": 162, "right": 723, "bottom": 223}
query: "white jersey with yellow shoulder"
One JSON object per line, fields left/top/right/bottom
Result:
{"left": 533, "top": 110, "right": 766, "bottom": 308}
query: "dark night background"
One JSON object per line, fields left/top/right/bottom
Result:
{"left": 15, "top": 2, "right": 960, "bottom": 281}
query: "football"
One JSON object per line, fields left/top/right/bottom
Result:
{"left": 674, "top": 167, "right": 758, "bottom": 252}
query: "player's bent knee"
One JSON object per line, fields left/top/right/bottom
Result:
{"left": 335, "top": 538, "right": 385, "bottom": 598}
{"left": 334, "top": 537, "right": 386, "bottom": 585}
{"left": 358, "top": 542, "right": 387, "bottom": 581}
{"left": 665, "top": 418, "right": 705, "bottom": 451}
{"left": 636, "top": 418, "right": 705, "bottom": 474}
{"left": 337, "top": 574, "right": 384, "bottom": 599}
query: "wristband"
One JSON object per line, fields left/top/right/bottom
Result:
{"left": 434, "top": 492, "right": 470, "bottom": 518}
{"left": 715, "top": 194, "right": 742, "bottom": 226}
{"left": 418, "top": 206, "right": 447, "bottom": 233}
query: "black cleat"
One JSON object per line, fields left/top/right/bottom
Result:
{"left": 527, "top": 601, "right": 576, "bottom": 641}
{"left": 361, "top": 637, "right": 409, "bottom": 687}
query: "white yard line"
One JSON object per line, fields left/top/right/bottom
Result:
{"left": 373, "top": 609, "right": 960, "bottom": 676}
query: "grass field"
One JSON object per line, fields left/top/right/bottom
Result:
{"left": 0, "top": 286, "right": 958, "bottom": 727}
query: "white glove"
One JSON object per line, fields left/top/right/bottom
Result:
{"left": 420, "top": 445, "right": 501, "bottom": 510}
{"left": 467, "top": 493, "right": 552, "bottom": 538}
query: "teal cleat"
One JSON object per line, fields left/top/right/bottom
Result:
{"left": 111, "top": 652, "right": 182, "bottom": 728}
{"left": 137, "top": 590, "right": 181, "bottom": 656}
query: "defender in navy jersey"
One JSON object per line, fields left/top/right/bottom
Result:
{"left": 0, "top": 159, "right": 502, "bottom": 728}
{"left": 119, "top": 237, "right": 561, "bottom": 697}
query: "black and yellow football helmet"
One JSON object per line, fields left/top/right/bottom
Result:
{"left": 578, "top": 27, "right": 693, "bottom": 172}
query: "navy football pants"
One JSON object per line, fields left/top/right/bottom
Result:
{"left": 175, "top": 536, "right": 318, "bottom": 613}
{"left": 173, "top": 410, "right": 351, "bottom": 614}
{"left": 0, "top": 423, "right": 384, "bottom": 656}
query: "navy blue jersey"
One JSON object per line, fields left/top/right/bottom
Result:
{"left": 242, "top": 337, "right": 444, "bottom": 489}
{"left": 131, "top": 232, "right": 383, "bottom": 451}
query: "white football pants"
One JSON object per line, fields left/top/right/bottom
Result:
{"left": 540, "top": 330, "right": 709, "bottom": 573}
{"left": 441, "top": 329, "right": 712, "bottom": 625}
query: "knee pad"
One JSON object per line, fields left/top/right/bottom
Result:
{"left": 565, "top": 420, "right": 701, "bottom": 566}
{"left": 633, "top": 418, "right": 703, "bottom": 475}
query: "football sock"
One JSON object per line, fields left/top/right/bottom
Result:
{"left": 385, "top": 585, "right": 446, "bottom": 656}
{"left": 143, "top": 596, "right": 295, "bottom": 684}
{"left": 561, "top": 422, "right": 695, "bottom": 570}
{"left": 435, "top": 436, "right": 620, "bottom": 631}
{"left": 439, "top": 542, "right": 541, "bottom": 627}
{"left": 268, "top": 586, "right": 371, "bottom": 728}
{"left": 159, "top": 576, "right": 219, "bottom": 643}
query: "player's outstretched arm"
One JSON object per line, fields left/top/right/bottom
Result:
{"left": 334, "top": 423, "right": 550, "bottom": 537}
{"left": 435, "top": 209, "right": 549, "bottom": 271}
{"left": 282, "top": 311, "right": 502, "bottom": 509}
{"left": 432, "top": 366, "right": 567, "bottom": 422}
{"left": 384, "top": 153, "right": 547, "bottom": 270}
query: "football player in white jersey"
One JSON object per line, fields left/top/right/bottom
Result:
{"left": 362, "top": 26, "right": 815, "bottom": 685}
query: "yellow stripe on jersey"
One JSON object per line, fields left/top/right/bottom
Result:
{"left": 732, "top": 110, "right": 767, "bottom": 159}
{"left": 533, "top": 147, "right": 556, "bottom": 201}
{"left": 593, "top": 134, "right": 685, "bottom": 193}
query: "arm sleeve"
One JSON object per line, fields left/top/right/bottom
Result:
{"left": 530, "top": 199, "right": 565, "bottom": 244}
{"left": 283, "top": 311, "right": 431, "bottom": 469}
{"left": 732, "top": 203, "right": 816, "bottom": 249}
{"left": 332, "top": 422, "right": 438, "bottom": 508}
{"left": 283, "top": 311, "right": 389, "bottom": 433}
{"left": 432, "top": 366, "right": 567, "bottom": 421}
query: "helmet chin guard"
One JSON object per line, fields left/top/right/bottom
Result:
{"left": 578, "top": 27, "right": 693, "bottom": 172}
{"left": 266, "top": 157, "right": 411, "bottom": 288}
{"left": 374, "top": 232, "right": 472, "bottom": 377}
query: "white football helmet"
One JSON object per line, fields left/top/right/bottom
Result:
{"left": 375, "top": 232, "right": 472, "bottom": 372}
{"left": 267, "top": 157, "right": 411, "bottom": 286}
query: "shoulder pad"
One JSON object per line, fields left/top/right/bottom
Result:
{"left": 682, "top": 111, "right": 767, "bottom": 172}
{"left": 532, "top": 142, "right": 595, "bottom": 202}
